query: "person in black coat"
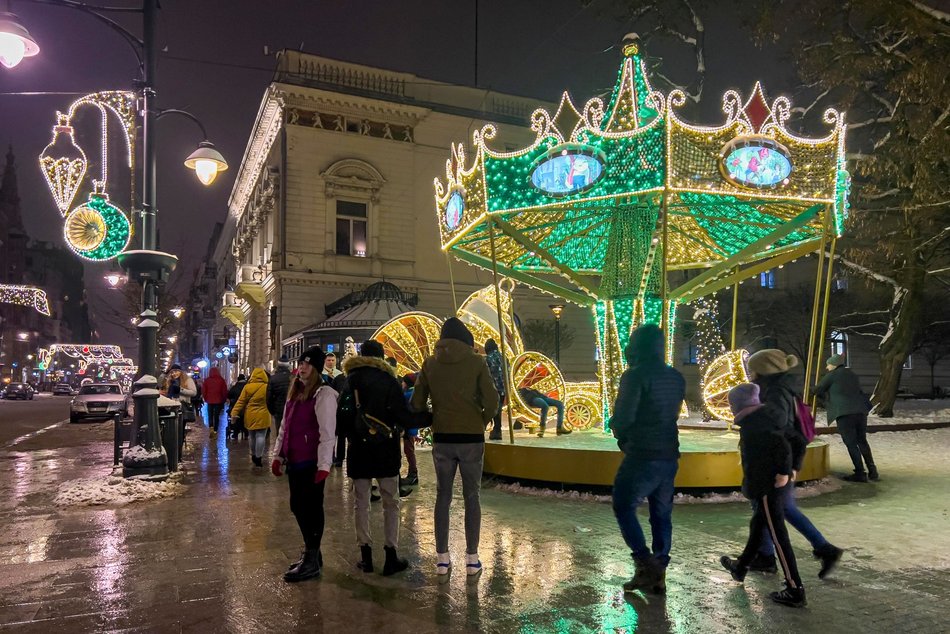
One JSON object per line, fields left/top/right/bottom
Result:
{"left": 227, "top": 374, "right": 248, "bottom": 440}
{"left": 336, "top": 340, "right": 414, "bottom": 576}
{"left": 610, "top": 324, "right": 685, "bottom": 595}
{"left": 266, "top": 356, "right": 293, "bottom": 436}
{"left": 814, "top": 354, "right": 877, "bottom": 482}
{"left": 720, "top": 383, "right": 806, "bottom": 608}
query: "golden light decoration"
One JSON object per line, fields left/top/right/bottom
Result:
{"left": 371, "top": 311, "right": 444, "bottom": 378}
{"left": 0, "top": 284, "right": 51, "bottom": 316}
{"left": 457, "top": 278, "right": 523, "bottom": 361}
{"left": 509, "top": 351, "right": 566, "bottom": 427}
{"left": 64, "top": 204, "right": 107, "bottom": 250}
{"left": 702, "top": 349, "right": 750, "bottom": 425}
{"left": 38, "top": 114, "right": 87, "bottom": 215}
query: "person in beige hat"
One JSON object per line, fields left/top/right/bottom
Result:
{"left": 745, "top": 349, "right": 843, "bottom": 579}
{"left": 814, "top": 354, "right": 877, "bottom": 482}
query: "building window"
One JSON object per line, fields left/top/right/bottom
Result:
{"left": 830, "top": 330, "right": 848, "bottom": 366}
{"left": 685, "top": 342, "right": 699, "bottom": 365}
{"left": 903, "top": 355, "right": 913, "bottom": 370}
{"left": 335, "top": 200, "right": 368, "bottom": 257}
{"left": 761, "top": 336, "right": 779, "bottom": 349}
{"left": 759, "top": 269, "right": 776, "bottom": 289}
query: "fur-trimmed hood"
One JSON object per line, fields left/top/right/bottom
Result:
{"left": 343, "top": 355, "right": 397, "bottom": 377}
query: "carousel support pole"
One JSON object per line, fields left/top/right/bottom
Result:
{"left": 660, "top": 194, "right": 670, "bottom": 355}
{"left": 487, "top": 216, "right": 516, "bottom": 444}
{"left": 730, "top": 268, "right": 740, "bottom": 349}
{"left": 446, "top": 249, "right": 459, "bottom": 313}
{"left": 803, "top": 217, "right": 831, "bottom": 402}
{"left": 811, "top": 234, "right": 839, "bottom": 406}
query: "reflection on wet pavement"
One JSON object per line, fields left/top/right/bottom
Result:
{"left": 0, "top": 413, "right": 949, "bottom": 632}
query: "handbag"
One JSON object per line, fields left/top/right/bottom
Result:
{"left": 181, "top": 400, "right": 196, "bottom": 423}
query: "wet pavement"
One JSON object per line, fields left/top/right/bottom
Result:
{"left": 1, "top": 415, "right": 949, "bottom": 633}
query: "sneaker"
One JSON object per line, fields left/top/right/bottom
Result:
{"left": 719, "top": 556, "right": 747, "bottom": 582}
{"left": 749, "top": 552, "right": 778, "bottom": 573}
{"left": 769, "top": 584, "right": 807, "bottom": 607}
{"left": 536, "top": 427, "right": 545, "bottom": 438}
{"left": 436, "top": 552, "right": 451, "bottom": 576}
{"left": 465, "top": 553, "right": 482, "bottom": 576}
{"left": 555, "top": 427, "right": 572, "bottom": 436}
{"left": 842, "top": 472, "right": 869, "bottom": 483}
{"left": 814, "top": 545, "right": 843, "bottom": 579}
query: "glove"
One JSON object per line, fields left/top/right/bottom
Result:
{"left": 314, "top": 469, "right": 329, "bottom": 484}
{"left": 271, "top": 459, "right": 282, "bottom": 477}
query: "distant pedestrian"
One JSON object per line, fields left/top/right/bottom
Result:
{"left": 272, "top": 346, "right": 338, "bottom": 582}
{"left": 337, "top": 340, "right": 414, "bottom": 576}
{"left": 163, "top": 364, "right": 197, "bottom": 424}
{"left": 485, "top": 339, "right": 507, "bottom": 441}
{"left": 400, "top": 373, "right": 420, "bottom": 486}
{"left": 814, "top": 354, "right": 877, "bottom": 482}
{"left": 720, "top": 383, "right": 806, "bottom": 607}
{"left": 411, "top": 317, "right": 499, "bottom": 577}
{"left": 323, "top": 353, "right": 343, "bottom": 381}
{"left": 610, "top": 324, "right": 685, "bottom": 595}
{"left": 227, "top": 374, "right": 248, "bottom": 440}
{"left": 202, "top": 367, "right": 228, "bottom": 436}
{"left": 746, "top": 349, "right": 843, "bottom": 578}
{"left": 267, "top": 356, "right": 293, "bottom": 436}
{"left": 230, "top": 368, "right": 271, "bottom": 468}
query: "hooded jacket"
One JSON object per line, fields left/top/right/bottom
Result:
{"left": 814, "top": 365, "right": 871, "bottom": 423}
{"left": 734, "top": 406, "right": 793, "bottom": 499}
{"left": 756, "top": 371, "right": 809, "bottom": 471}
{"left": 202, "top": 367, "right": 228, "bottom": 405}
{"left": 230, "top": 368, "right": 271, "bottom": 431}
{"left": 411, "top": 338, "right": 499, "bottom": 443}
{"left": 337, "top": 355, "right": 413, "bottom": 479}
{"left": 610, "top": 327, "right": 685, "bottom": 460}
{"left": 266, "top": 365, "right": 292, "bottom": 419}
{"left": 227, "top": 378, "right": 247, "bottom": 411}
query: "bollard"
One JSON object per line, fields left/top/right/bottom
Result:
{"left": 160, "top": 405, "right": 180, "bottom": 472}
{"left": 113, "top": 412, "right": 122, "bottom": 466}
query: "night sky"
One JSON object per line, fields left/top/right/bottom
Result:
{"left": 0, "top": 0, "right": 799, "bottom": 352}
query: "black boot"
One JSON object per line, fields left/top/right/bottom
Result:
{"left": 814, "top": 544, "right": 843, "bottom": 579}
{"left": 843, "top": 472, "right": 868, "bottom": 483}
{"left": 868, "top": 467, "right": 880, "bottom": 481}
{"left": 556, "top": 427, "right": 572, "bottom": 435}
{"left": 770, "top": 584, "right": 807, "bottom": 607}
{"left": 357, "top": 544, "right": 373, "bottom": 573}
{"left": 748, "top": 552, "right": 778, "bottom": 573}
{"left": 287, "top": 550, "right": 306, "bottom": 573}
{"left": 284, "top": 549, "right": 321, "bottom": 582}
{"left": 623, "top": 555, "right": 662, "bottom": 593}
{"left": 382, "top": 546, "right": 409, "bottom": 576}
{"left": 719, "top": 556, "right": 748, "bottom": 582}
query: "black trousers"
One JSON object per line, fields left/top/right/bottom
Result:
{"left": 207, "top": 403, "right": 224, "bottom": 431}
{"left": 739, "top": 487, "right": 803, "bottom": 590}
{"left": 335, "top": 434, "right": 346, "bottom": 464}
{"left": 837, "top": 413, "right": 876, "bottom": 475}
{"left": 288, "top": 465, "right": 326, "bottom": 551}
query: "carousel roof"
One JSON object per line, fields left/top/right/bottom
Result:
{"left": 287, "top": 282, "right": 418, "bottom": 338}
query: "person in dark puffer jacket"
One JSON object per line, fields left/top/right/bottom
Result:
{"left": 814, "top": 353, "right": 877, "bottom": 482}
{"left": 719, "top": 383, "right": 805, "bottom": 608}
{"left": 610, "top": 324, "right": 685, "bottom": 596}
{"left": 266, "top": 356, "right": 293, "bottom": 436}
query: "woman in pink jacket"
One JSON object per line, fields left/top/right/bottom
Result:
{"left": 272, "top": 346, "right": 338, "bottom": 582}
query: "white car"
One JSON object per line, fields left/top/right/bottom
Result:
{"left": 70, "top": 383, "right": 127, "bottom": 423}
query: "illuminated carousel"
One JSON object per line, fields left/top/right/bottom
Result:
{"left": 377, "top": 37, "right": 849, "bottom": 488}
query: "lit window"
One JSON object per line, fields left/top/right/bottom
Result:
{"left": 759, "top": 269, "right": 776, "bottom": 289}
{"left": 830, "top": 330, "right": 848, "bottom": 366}
{"left": 336, "top": 200, "right": 368, "bottom": 257}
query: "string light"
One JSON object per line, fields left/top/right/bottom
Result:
{"left": 0, "top": 284, "right": 51, "bottom": 316}
{"left": 702, "top": 349, "right": 750, "bottom": 425}
{"left": 64, "top": 192, "right": 131, "bottom": 261}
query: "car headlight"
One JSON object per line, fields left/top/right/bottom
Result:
{"left": 71, "top": 401, "right": 87, "bottom": 411}
{"left": 108, "top": 403, "right": 122, "bottom": 410}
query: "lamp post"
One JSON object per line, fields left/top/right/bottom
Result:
{"left": 549, "top": 304, "right": 565, "bottom": 364}
{"left": 2, "top": 1, "right": 227, "bottom": 476}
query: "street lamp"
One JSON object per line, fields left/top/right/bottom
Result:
{"left": 184, "top": 141, "right": 228, "bottom": 186}
{"left": 0, "top": 11, "right": 39, "bottom": 69}
{"left": 104, "top": 273, "right": 123, "bottom": 288}
{"left": 549, "top": 304, "right": 565, "bottom": 364}
{"left": 170, "top": 306, "right": 184, "bottom": 319}
{"left": 17, "top": 331, "right": 29, "bottom": 341}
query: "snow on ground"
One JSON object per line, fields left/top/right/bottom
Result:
{"left": 54, "top": 472, "right": 184, "bottom": 507}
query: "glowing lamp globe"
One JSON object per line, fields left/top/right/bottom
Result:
{"left": 702, "top": 349, "right": 750, "bottom": 422}
{"left": 184, "top": 141, "right": 228, "bottom": 186}
{"left": 0, "top": 13, "right": 40, "bottom": 69}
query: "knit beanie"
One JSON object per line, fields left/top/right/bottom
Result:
{"left": 729, "top": 383, "right": 761, "bottom": 416}
{"left": 277, "top": 355, "right": 290, "bottom": 368}
{"left": 361, "top": 340, "right": 385, "bottom": 358}
{"left": 747, "top": 349, "right": 799, "bottom": 377}
{"left": 298, "top": 346, "right": 327, "bottom": 368}
{"left": 826, "top": 353, "right": 845, "bottom": 367}
{"left": 440, "top": 317, "right": 475, "bottom": 347}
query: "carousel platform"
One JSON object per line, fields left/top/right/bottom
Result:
{"left": 484, "top": 428, "right": 829, "bottom": 489}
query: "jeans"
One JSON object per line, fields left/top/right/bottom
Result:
{"left": 740, "top": 487, "right": 803, "bottom": 590}
{"left": 530, "top": 395, "right": 565, "bottom": 429}
{"left": 288, "top": 465, "right": 326, "bottom": 550}
{"left": 206, "top": 403, "right": 224, "bottom": 431}
{"left": 249, "top": 428, "right": 267, "bottom": 459}
{"left": 273, "top": 414, "right": 283, "bottom": 437}
{"left": 758, "top": 482, "right": 829, "bottom": 555}
{"left": 353, "top": 477, "right": 399, "bottom": 547}
{"left": 432, "top": 442, "right": 484, "bottom": 554}
{"left": 837, "top": 413, "right": 876, "bottom": 476}
{"left": 612, "top": 455, "right": 679, "bottom": 566}
{"left": 403, "top": 435, "right": 417, "bottom": 475}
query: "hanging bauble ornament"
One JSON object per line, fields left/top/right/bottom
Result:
{"left": 64, "top": 192, "right": 131, "bottom": 261}
{"left": 38, "top": 113, "right": 88, "bottom": 215}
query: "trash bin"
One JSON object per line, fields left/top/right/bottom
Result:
{"left": 158, "top": 397, "right": 182, "bottom": 471}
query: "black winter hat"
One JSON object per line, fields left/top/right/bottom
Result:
{"left": 624, "top": 324, "right": 664, "bottom": 366}
{"left": 168, "top": 363, "right": 182, "bottom": 371}
{"left": 361, "top": 340, "right": 385, "bottom": 358}
{"left": 299, "top": 346, "right": 327, "bottom": 368}
{"left": 440, "top": 317, "right": 475, "bottom": 347}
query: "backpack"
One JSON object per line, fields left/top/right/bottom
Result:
{"left": 794, "top": 397, "right": 817, "bottom": 443}
{"left": 354, "top": 389, "right": 395, "bottom": 444}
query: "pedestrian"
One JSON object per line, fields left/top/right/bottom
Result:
{"left": 610, "top": 324, "right": 685, "bottom": 595}
{"left": 272, "top": 346, "right": 338, "bottom": 582}
{"left": 519, "top": 387, "right": 569, "bottom": 437}
{"left": 267, "top": 355, "right": 293, "bottom": 436}
{"left": 163, "top": 364, "right": 198, "bottom": 424}
{"left": 400, "top": 374, "right": 419, "bottom": 486}
{"left": 814, "top": 354, "right": 878, "bottom": 482}
{"left": 202, "top": 367, "right": 228, "bottom": 437}
{"left": 227, "top": 374, "right": 248, "bottom": 440}
{"left": 230, "top": 368, "right": 271, "bottom": 468}
{"left": 719, "top": 383, "right": 806, "bottom": 607}
{"left": 411, "top": 317, "right": 499, "bottom": 577}
{"left": 323, "top": 352, "right": 343, "bottom": 381}
{"left": 746, "top": 349, "right": 843, "bottom": 578}
{"left": 337, "top": 339, "right": 414, "bottom": 576}
{"left": 485, "top": 339, "right": 507, "bottom": 441}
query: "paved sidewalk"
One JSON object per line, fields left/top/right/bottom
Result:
{"left": 1, "top": 420, "right": 949, "bottom": 633}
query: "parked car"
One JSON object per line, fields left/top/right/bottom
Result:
{"left": 53, "top": 383, "right": 74, "bottom": 396}
{"left": 70, "top": 383, "right": 127, "bottom": 423}
{"left": 1, "top": 382, "right": 35, "bottom": 400}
